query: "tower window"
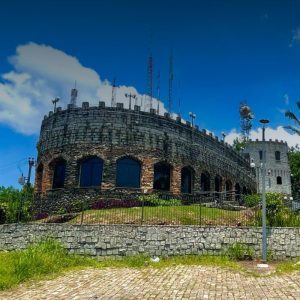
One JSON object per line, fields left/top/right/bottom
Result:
{"left": 276, "top": 176, "right": 282, "bottom": 185}
{"left": 259, "top": 150, "right": 263, "bottom": 160}
{"left": 80, "top": 157, "right": 103, "bottom": 187}
{"left": 275, "top": 151, "right": 281, "bottom": 161}
{"left": 116, "top": 157, "right": 141, "bottom": 188}
{"left": 52, "top": 160, "right": 66, "bottom": 189}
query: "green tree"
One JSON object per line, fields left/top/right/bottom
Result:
{"left": 285, "top": 101, "right": 300, "bottom": 136}
{"left": 288, "top": 146, "right": 300, "bottom": 200}
{"left": 0, "top": 186, "right": 33, "bottom": 224}
{"left": 232, "top": 137, "right": 246, "bottom": 152}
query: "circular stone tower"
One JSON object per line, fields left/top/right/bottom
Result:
{"left": 34, "top": 101, "right": 256, "bottom": 212}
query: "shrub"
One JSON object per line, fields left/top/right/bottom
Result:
{"left": 138, "top": 194, "right": 182, "bottom": 206}
{"left": 225, "top": 243, "right": 255, "bottom": 260}
{"left": 243, "top": 194, "right": 260, "bottom": 208}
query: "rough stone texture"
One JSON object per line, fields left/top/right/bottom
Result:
{"left": 243, "top": 140, "right": 291, "bottom": 194}
{"left": 0, "top": 224, "right": 299, "bottom": 260}
{"left": 34, "top": 105, "right": 256, "bottom": 211}
{"left": 1, "top": 266, "right": 300, "bottom": 299}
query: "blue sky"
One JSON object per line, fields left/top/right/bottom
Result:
{"left": 0, "top": 0, "right": 299, "bottom": 187}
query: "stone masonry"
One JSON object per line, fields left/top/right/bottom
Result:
{"left": 0, "top": 224, "right": 299, "bottom": 260}
{"left": 34, "top": 103, "right": 256, "bottom": 212}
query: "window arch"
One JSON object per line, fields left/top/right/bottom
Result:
{"left": 80, "top": 157, "right": 103, "bottom": 187}
{"left": 214, "top": 175, "right": 222, "bottom": 192}
{"left": 116, "top": 157, "right": 141, "bottom": 188}
{"left": 235, "top": 183, "right": 241, "bottom": 202}
{"left": 201, "top": 171, "right": 211, "bottom": 192}
{"left": 153, "top": 162, "right": 171, "bottom": 191}
{"left": 277, "top": 176, "right": 282, "bottom": 185}
{"left": 52, "top": 159, "right": 66, "bottom": 189}
{"left": 181, "top": 167, "right": 193, "bottom": 194}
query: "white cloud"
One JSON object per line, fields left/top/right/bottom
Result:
{"left": 0, "top": 42, "right": 167, "bottom": 135}
{"left": 289, "top": 28, "right": 300, "bottom": 47}
{"left": 225, "top": 126, "right": 299, "bottom": 148}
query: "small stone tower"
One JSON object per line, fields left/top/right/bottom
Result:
{"left": 243, "top": 140, "right": 291, "bottom": 195}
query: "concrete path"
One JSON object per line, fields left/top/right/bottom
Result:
{"left": 0, "top": 266, "right": 300, "bottom": 299}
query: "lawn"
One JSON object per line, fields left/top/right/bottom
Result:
{"left": 66, "top": 205, "right": 256, "bottom": 226}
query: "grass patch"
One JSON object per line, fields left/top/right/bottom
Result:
{"left": 66, "top": 205, "right": 255, "bottom": 226}
{"left": 0, "top": 239, "right": 98, "bottom": 290}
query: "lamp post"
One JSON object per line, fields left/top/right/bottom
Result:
{"left": 260, "top": 118, "right": 269, "bottom": 266}
{"left": 189, "top": 112, "right": 196, "bottom": 128}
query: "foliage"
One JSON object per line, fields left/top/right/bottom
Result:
{"left": 249, "top": 192, "right": 300, "bottom": 227}
{"left": 243, "top": 194, "right": 261, "bottom": 208}
{"left": 285, "top": 101, "right": 300, "bottom": 136}
{"left": 225, "top": 243, "right": 255, "bottom": 260}
{"left": 288, "top": 146, "right": 300, "bottom": 201}
{"left": 0, "top": 238, "right": 98, "bottom": 290}
{"left": 137, "top": 194, "right": 182, "bottom": 206}
{"left": 232, "top": 137, "right": 247, "bottom": 152}
{"left": 0, "top": 185, "right": 33, "bottom": 224}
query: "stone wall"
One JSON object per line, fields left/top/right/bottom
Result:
{"left": 0, "top": 224, "right": 299, "bottom": 260}
{"left": 34, "top": 104, "right": 256, "bottom": 211}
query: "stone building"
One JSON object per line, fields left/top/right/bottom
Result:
{"left": 243, "top": 140, "right": 291, "bottom": 195}
{"left": 34, "top": 102, "right": 256, "bottom": 212}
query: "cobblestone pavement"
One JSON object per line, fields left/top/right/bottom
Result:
{"left": 0, "top": 266, "right": 300, "bottom": 300}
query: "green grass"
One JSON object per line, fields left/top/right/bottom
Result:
{"left": 0, "top": 239, "right": 98, "bottom": 290}
{"left": 66, "top": 205, "right": 255, "bottom": 226}
{"left": 0, "top": 239, "right": 242, "bottom": 291}
{"left": 1, "top": 239, "right": 300, "bottom": 291}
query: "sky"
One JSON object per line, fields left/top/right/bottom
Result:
{"left": 0, "top": 0, "right": 299, "bottom": 187}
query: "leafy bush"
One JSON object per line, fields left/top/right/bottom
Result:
{"left": 138, "top": 194, "right": 182, "bottom": 206}
{"left": 250, "top": 192, "right": 300, "bottom": 227}
{"left": 0, "top": 186, "right": 33, "bottom": 223}
{"left": 243, "top": 194, "right": 260, "bottom": 208}
{"left": 225, "top": 243, "right": 255, "bottom": 260}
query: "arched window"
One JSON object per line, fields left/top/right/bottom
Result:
{"left": 116, "top": 157, "right": 141, "bottom": 188}
{"left": 235, "top": 183, "right": 241, "bottom": 202}
{"left": 52, "top": 160, "right": 66, "bottom": 189}
{"left": 80, "top": 157, "right": 103, "bottom": 187}
{"left": 277, "top": 176, "right": 282, "bottom": 185}
{"left": 181, "top": 167, "right": 193, "bottom": 194}
{"left": 153, "top": 162, "right": 171, "bottom": 191}
{"left": 225, "top": 179, "right": 233, "bottom": 192}
{"left": 275, "top": 151, "right": 281, "bottom": 161}
{"left": 214, "top": 175, "right": 222, "bottom": 192}
{"left": 201, "top": 171, "right": 210, "bottom": 192}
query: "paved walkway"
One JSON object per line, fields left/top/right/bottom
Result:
{"left": 0, "top": 266, "right": 300, "bottom": 300}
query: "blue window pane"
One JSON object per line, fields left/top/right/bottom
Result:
{"left": 80, "top": 158, "right": 103, "bottom": 187}
{"left": 153, "top": 163, "right": 170, "bottom": 191}
{"left": 52, "top": 160, "right": 66, "bottom": 189}
{"left": 181, "top": 168, "right": 192, "bottom": 193}
{"left": 116, "top": 158, "right": 141, "bottom": 188}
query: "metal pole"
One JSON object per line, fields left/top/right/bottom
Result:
{"left": 260, "top": 119, "right": 269, "bottom": 264}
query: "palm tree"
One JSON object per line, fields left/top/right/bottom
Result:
{"left": 285, "top": 101, "right": 300, "bottom": 136}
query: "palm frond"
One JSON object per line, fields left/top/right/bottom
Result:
{"left": 297, "top": 101, "right": 300, "bottom": 110}
{"left": 285, "top": 111, "right": 300, "bottom": 125}
{"left": 284, "top": 125, "right": 300, "bottom": 136}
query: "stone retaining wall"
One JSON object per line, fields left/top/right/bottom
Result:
{"left": 0, "top": 224, "right": 299, "bottom": 260}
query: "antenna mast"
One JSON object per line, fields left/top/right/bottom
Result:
{"left": 111, "top": 78, "right": 117, "bottom": 108}
{"left": 168, "top": 52, "right": 174, "bottom": 113}
{"left": 239, "top": 102, "right": 254, "bottom": 141}
{"left": 70, "top": 81, "right": 78, "bottom": 106}
{"left": 147, "top": 52, "right": 153, "bottom": 110}
{"left": 157, "top": 71, "right": 160, "bottom": 114}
